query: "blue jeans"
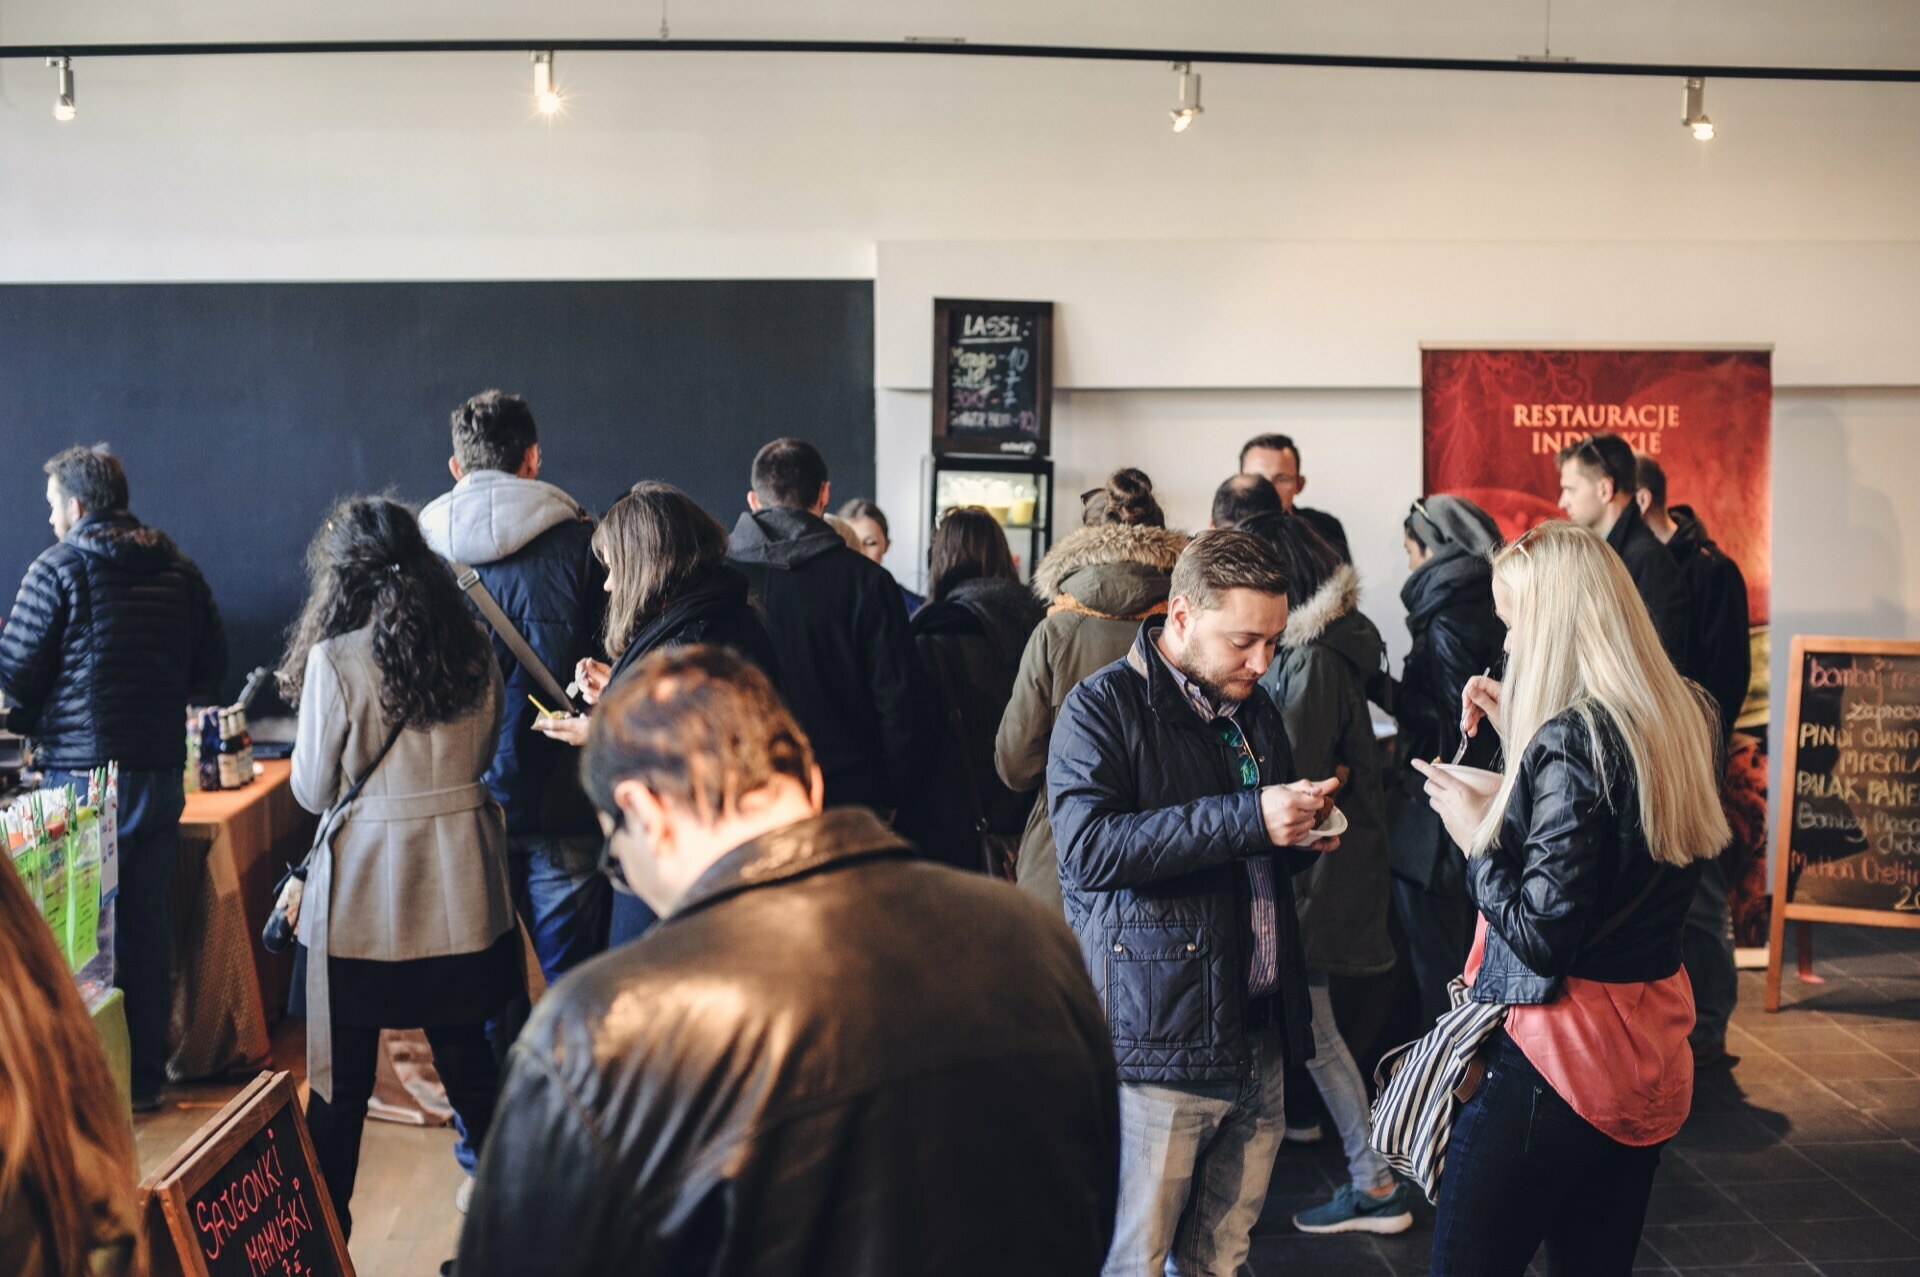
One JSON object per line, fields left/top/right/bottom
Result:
{"left": 463, "top": 835, "right": 608, "bottom": 1172}
{"left": 608, "top": 886, "right": 660, "bottom": 946}
{"left": 1303, "top": 977, "right": 1395, "bottom": 1194}
{"left": 1431, "top": 1033, "right": 1663, "bottom": 1276}
{"left": 49, "top": 766, "right": 182, "bottom": 1101}
{"left": 509, "top": 834, "right": 611, "bottom": 986}
{"left": 1105, "top": 1024, "right": 1288, "bottom": 1277}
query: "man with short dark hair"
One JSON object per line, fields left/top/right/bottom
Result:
{"left": 1209, "top": 473, "right": 1285, "bottom": 529}
{"left": 1050, "top": 529, "right": 1341, "bottom": 1275}
{"left": 457, "top": 646, "right": 1120, "bottom": 1277}
{"left": 1635, "top": 452, "right": 1751, "bottom": 1068}
{"left": 0, "top": 444, "right": 226, "bottom": 1109}
{"left": 728, "top": 438, "right": 926, "bottom": 815}
{"left": 420, "top": 390, "right": 610, "bottom": 997}
{"left": 1239, "top": 433, "right": 1350, "bottom": 560}
{"left": 1556, "top": 432, "right": 1690, "bottom": 664}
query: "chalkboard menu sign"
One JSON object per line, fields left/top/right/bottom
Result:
{"left": 142, "top": 1072, "right": 353, "bottom": 1277}
{"left": 1766, "top": 636, "right": 1920, "bottom": 1011}
{"left": 931, "top": 297, "right": 1054, "bottom": 457}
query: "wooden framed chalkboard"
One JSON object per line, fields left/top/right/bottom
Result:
{"left": 1766, "top": 636, "right": 1920, "bottom": 1012}
{"left": 140, "top": 1071, "right": 354, "bottom": 1277}
{"left": 931, "top": 297, "right": 1054, "bottom": 457}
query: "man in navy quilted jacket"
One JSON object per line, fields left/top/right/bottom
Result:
{"left": 0, "top": 444, "right": 226, "bottom": 1109}
{"left": 1048, "top": 529, "right": 1340, "bottom": 1276}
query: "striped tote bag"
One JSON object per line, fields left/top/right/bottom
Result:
{"left": 1368, "top": 977, "right": 1507, "bottom": 1203}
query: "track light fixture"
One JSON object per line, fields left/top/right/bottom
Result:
{"left": 1683, "top": 76, "right": 1714, "bottom": 141}
{"left": 1169, "top": 61, "right": 1203, "bottom": 133}
{"left": 48, "top": 56, "right": 75, "bottom": 121}
{"left": 532, "top": 49, "right": 563, "bottom": 116}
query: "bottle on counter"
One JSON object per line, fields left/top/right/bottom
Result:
{"left": 216, "top": 708, "right": 246, "bottom": 790}
{"left": 197, "top": 708, "right": 223, "bottom": 792}
{"left": 184, "top": 709, "right": 200, "bottom": 795}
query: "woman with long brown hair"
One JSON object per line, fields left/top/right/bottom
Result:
{"left": 907, "top": 507, "right": 1045, "bottom": 873}
{"left": 541, "top": 482, "right": 780, "bottom": 943}
{"left": 0, "top": 853, "right": 141, "bottom": 1277}
{"left": 279, "top": 495, "right": 516, "bottom": 1237}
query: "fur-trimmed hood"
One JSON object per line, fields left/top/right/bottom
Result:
{"left": 1031, "top": 522, "right": 1189, "bottom": 618}
{"left": 1281, "top": 564, "right": 1384, "bottom": 673}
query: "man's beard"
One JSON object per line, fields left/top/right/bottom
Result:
{"left": 1178, "top": 652, "right": 1257, "bottom": 705}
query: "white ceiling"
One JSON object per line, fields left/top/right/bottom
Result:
{"left": 3, "top": 0, "right": 1918, "bottom": 69}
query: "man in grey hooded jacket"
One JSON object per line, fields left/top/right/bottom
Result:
{"left": 420, "top": 391, "right": 609, "bottom": 994}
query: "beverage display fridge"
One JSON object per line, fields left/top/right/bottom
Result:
{"left": 922, "top": 455, "right": 1055, "bottom": 586}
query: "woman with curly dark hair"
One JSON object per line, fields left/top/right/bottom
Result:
{"left": 279, "top": 496, "right": 516, "bottom": 1238}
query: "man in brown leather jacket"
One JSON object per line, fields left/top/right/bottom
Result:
{"left": 454, "top": 645, "right": 1119, "bottom": 1276}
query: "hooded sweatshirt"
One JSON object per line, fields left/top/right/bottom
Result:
{"left": 0, "top": 508, "right": 226, "bottom": 770}
{"left": 1261, "top": 564, "right": 1395, "bottom": 977}
{"left": 729, "top": 507, "right": 927, "bottom": 814}
{"left": 420, "top": 471, "right": 603, "bottom": 836}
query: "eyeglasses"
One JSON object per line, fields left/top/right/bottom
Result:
{"left": 597, "top": 815, "right": 638, "bottom": 897}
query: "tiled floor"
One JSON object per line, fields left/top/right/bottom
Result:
{"left": 1250, "top": 924, "right": 1920, "bottom": 1276}
{"left": 136, "top": 924, "right": 1920, "bottom": 1277}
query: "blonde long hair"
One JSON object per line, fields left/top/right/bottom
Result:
{"left": 1471, "top": 521, "right": 1730, "bottom": 867}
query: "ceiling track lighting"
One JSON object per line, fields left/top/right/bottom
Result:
{"left": 1683, "top": 76, "right": 1714, "bottom": 141}
{"left": 1169, "top": 61, "right": 1203, "bottom": 133}
{"left": 532, "top": 48, "right": 563, "bottom": 116}
{"left": 48, "top": 55, "right": 74, "bottom": 121}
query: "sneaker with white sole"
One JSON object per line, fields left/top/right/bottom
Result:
{"left": 1292, "top": 1182, "right": 1415, "bottom": 1235}
{"left": 455, "top": 1177, "right": 474, "bottom": 1214}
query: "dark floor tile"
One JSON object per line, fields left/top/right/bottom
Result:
{"left": 1837, "top": 1173, "right": 1920, "bottom": 1219}
{"left": 1732, "top": 1024, "right": 1859, "bottom": 1053}
{"left": 1675, "top": 1142, "right": 1828, "bottom": 1184}
{"left": 1796, "top": 1139, "right": 1920, "bottom": 1179}
{"left": 1835, "top": 1076, "right": 1920, "bottom": 1109}
{"left": 1716, "top": 1177, "right": 1877, "bottom": 1221}
{"left": 1677, "top": 1110, "right": 1796, "bottom": 1153}
{"left": 1245, "top": 1232, "right": 1394, "bottom": 1275}
{"left": 1644, "top": 1181, "right": 1749, "bottom": 1226}
{"left": 1821, "top": 1262, "right": 1920, "bottom": 1274}
{"left": 1639, "top": 1222, "right": 1799, "bottom": 1267}
{"left": 1767, "top": 1215, "right": 1920, "bottom": 1261}
{"left": 1778, "top": 1050, "right": 1915, "bottom": 1081}
{"left": 1661, "top": 1267, "right": 1816, "bottom": 1276}
{"left": 1780, "top": 1103, "right": 1897, "bottom": 1143}
{"left": 1844, "top": 1023, "right": 1920, "bottom": 1051}
{"left": 1367, "top": 1225, "right": 1432, "bottom": 1277}
{"left": 1856, "top": 1106, "right": 1920, "bottom": 1139}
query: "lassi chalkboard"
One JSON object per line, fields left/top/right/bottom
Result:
{"left": 141, "top": 1071, "right": 353, "bottom": 1277}
{"left": 1766, "top": 636, "right": 1920, "bottom": 1011}
{"left": 931, "top": 297, "right": 1053, "bottom": 457}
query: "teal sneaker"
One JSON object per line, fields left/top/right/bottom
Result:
{"left": 1292, "top": 1181, "right": 1415, "bottom": 1235}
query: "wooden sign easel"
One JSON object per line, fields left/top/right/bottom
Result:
{"left": 1766, "top": 635, "right": 1920, "bottom": 1011}
{"left": 140, "top": 1070, "right": 354, "bottom": 1277}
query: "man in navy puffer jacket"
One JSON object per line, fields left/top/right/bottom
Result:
{"left": 1050, "top": 529, "right": 1339, "bottom": 1277}
{"left": 421, "top": 391, "right": 609, "bottom": 997}
{"left": 0, "top": 445, "right": 226, "bottom": 1109}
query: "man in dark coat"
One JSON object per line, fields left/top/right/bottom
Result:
{"left": 728, "top": 438, "right": 926, "bottom": 817}
{"left": 1239, "top": 433, "right": 1351, "bottom": 561}
{"left": 1049, "top": 530, "right": 1339, "bottom": 1275}
{"left": 420, "top": 390, "right": 609, "bottom": 993}
{"left": 420, "top": 393, "right": 609, "bottom": 1182}
{"left": 457, "top": 646, "right": 1119, "bottom": 1277}
{"left": 1556, "top": 432, "right": 1691, "bottom": 666}
{"left": 0, "top": 445, "right": 226, "bottom": 1109}
{"left": 1635, "top": 453, "right": 1752, "bottom": 1066}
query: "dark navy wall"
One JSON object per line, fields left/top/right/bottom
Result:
{"left": 0, "top": 280, "right": 875, "bottom": 699}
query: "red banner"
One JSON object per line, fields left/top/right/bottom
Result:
{"left": 1423, "top": 347, "right": 1774, "bottom": 943}
{"left": 1422, "top": 348, "right": 1770, "bottom": 625}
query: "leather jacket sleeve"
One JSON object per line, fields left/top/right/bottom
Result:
{"left": 1049, "top": 685, "right": 1268, "bottom": 892}
{"left": 0, "top": 556, "right": 70, "bottom": 731}
{"left": 456, "top": 1046, "right": 634, "bottom": 1277}
{"left": 1465, "top": 720, "right": 1610, "bottom": 980}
